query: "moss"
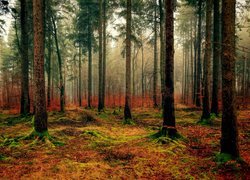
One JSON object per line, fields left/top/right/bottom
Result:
{"left": 198, "top": 114, "right": 217, "bottom": 126}
{"left": 122, "top": 118, "right": 136, "bottom": 125}
{"left": 215, "top": 153, "right": 233, "bottom": 163}
{"left": 5, "top": 115, "right": 33, "bottom": 126}
{"left": 0, "top": 154, "right": 7, "bottom": 161}
{"left": 21, "top": 130, "right": 65, "bottom": 147}
{"left": 0, "top": 137, "right": 21, "bottom": 148}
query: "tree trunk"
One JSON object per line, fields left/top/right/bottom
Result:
{"left": 46, "top": 30, "right": 52, "bottom": 108}
{"left": 102, "top": 0, "right": 107, "bottom": 109}
{"left": 79, "top": 46, "right": 82, "bottom": 107}
{"left": 162, "top": 0, "right": 177, "bottom": 137}
{"left": 201, "top": 0, "right": 212, "bottom": 120}
{"left": 141, "top": 38, "right": 144, "bottom": 106}
{"left": 220, "top": 0, "right": 239, "bottom": 158}
{"left": 124, "top": 0, "right": 132, "bottom": 120}
{"left": 98, "top": 0, "right": 103, "bottom": 112}
{"left": 196, "top": 0, "right": 202, "bottom": 107}
{"left": 20, "top": 0, "right": 30, "bottom": 115}
{"left": 159, "top": 0, "right": 165, "bottom": 108}
{"left": 153, "top": 0, "right": 158, "bottom": 108}
{"left": 33, "top": 0, "right": 47, "bottom": 133}
{"left": 211, "top": 0, "right": 221, "bottom": 115}
{"left": 88, "top": 12, "right": 92, "bottom": 108}
{"left": 52, "top": 15, "right": 64, "bottom": 112}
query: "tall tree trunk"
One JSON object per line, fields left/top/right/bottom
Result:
{"left": 196, "top": 0, "right": 202, "bottom": 107}
{"left": 132, "top": 44, "right": 136, "bottom": 96}
{"left": 201, "top": 0, "right": 212, "bottom": 120}
{"left": 46, "top": 29, "right": 52, "bottom": 108}
{"left": 159, "top": 0, "right": 165, "bottom": 108}
{"left": 20, "top": 0, "right": 30, "bottom": 115}
{"left": 79, "top": 46, "right": 82, "bottom": 107}
{"left": 141, "top": 38, "right": 144, "bottom": 106}
{"left": 52, "top": 15, "right": 64, "bottom": 112}
{"left": 102, "top": 0, "right": 107, "bottom": 109}
{"left": 220, "top": 0, "right": 239, "bottom": 158}
{"left": 33, "top": 0, "right": 47, "bottom": 133}
{"left": 153, "top": 0, "right": 158, "bottom": 108}
{"left": 211, "top": 0, "right": 221, "bottom": 115}
{"left": 124, "top": 0, "right": 132, "bottom": 120}
{"left": 98, "top": 0, "right": 103, "bottom": 112}
{"left": 162, "top": 0, "right": 177, "bottom": 137}
{"left": 193, "top": 17, "right": 198, "bottom": 105}
{"left": 88, "top": 13, "right": 92, "bottom": 108}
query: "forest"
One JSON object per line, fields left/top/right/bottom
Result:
{"left": 0, "top": 0, "right": 249, "bottom": 179}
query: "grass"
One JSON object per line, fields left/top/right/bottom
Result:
{"left": 0, "top": 107, "right": 249, "bottom": 179}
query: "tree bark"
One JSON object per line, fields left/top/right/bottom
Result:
{"left": 20, "top": 0, "right": 30, "bottom": 115}
{"left": 52, "top": 15, "right": 64, "bottom": 112}
{"left": 201, "top": 0, "right": 212, "bottom": 120}
{"left": 220, "top": 0, "right": 239, "bottom": 158}
{"left": 162, "top": 0, "right": 177, "bottom": 137}
{"left": 98, "top": 0, "right": 103, "bottom": 112}
{"left": 124, "top": 0, "right": 132, "bottom": 120}
{"left": 88, "top": 9, "right": 92, "bottom": 108}
{"left": 33, "top": 0, "right": 48, "bottom": 133}
{"left": 211, "top": 0, "right": 221, "bottom": 115}
{"left": 196, "top": 0, "right": 202, "bottom": 107}
{"left": 102, "top": 0, "right": 107, "bottom": 109}
{"left": 79, "top": 46, "right": 82, "bottom": 107}
{"left": 153, "top": 0, "right": 158, "bottom": 108}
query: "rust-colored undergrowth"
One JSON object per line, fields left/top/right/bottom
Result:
{"left": 0, "top": 106, "right": 249, "bottom": 179}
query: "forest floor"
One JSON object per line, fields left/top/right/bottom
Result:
{"left": 0, "top": 105, "right": 249, "bottom": 179}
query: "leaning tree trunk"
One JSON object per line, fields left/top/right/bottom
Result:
{"left": 220, "top": 0, "right": 239, "bottom": 158}
{"left": 52, "top": 15, "right": 64, "bottom": 112}
{"left": 162, "top": 0, "right": 177, "bottom": 137}
{"left": 20, "top": 0, "right": 30, "bottom": 115}
{"left": 33, "top": 0, "right": 48, "bottom": 133}
{"left": 201, "top": 0, "right": 212, "bottom": 120}
{"left": 124, "top": 0, "right": 132, "bottom": 120}
{"left": 211, "top": 0, "right": 221, "bottom": 115}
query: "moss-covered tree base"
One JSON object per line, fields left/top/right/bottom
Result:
{"left": 150, "top": 128, "right": 184, "bottom": 144}
{"left": 198, "top": 113, "right": 217, "bottom": 125}
{"left": 23, "top": 130, "right": 64, "bottom": 147}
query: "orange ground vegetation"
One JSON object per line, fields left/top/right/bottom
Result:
{"left": 0, "top": 105, "right": 249, "bottom": 179}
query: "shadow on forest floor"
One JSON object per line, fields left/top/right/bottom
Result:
{"left": 0, "top": 105, "right": 249, "bottom": 179}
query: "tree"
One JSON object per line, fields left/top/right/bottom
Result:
{"left": 201, "top": 0, "right": 212, "bottom": 120}
{"left": 153, "top": 0, "right": 158, "bottom": 108}
{"left": 211, "top": 0, "right": 220, "bottom": 115}
{"left": 162, "top": 0, "right": 177, "bottom": 137}
{"left": 124, "top": 0, "right": 132, "bottom": 120}
{"left": 102, "top": 0, "right": 107, "bottom": 110}
{"left": 33, "top": 0, "right": 48, "bottom": 133}
{"left": 20, "top": 0, "right": 30, "bottom": 115}
{"left": 51, "top": 14, "right": 65, "bottom": 112}
{"left": 77, "top": 0, "right": 99, "bottom": 109}
{"left": 220, "top": 0, "right": 239, "bottom": 158}
{"left": 98, "top": 0, "right": 103, "bottom": 112}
